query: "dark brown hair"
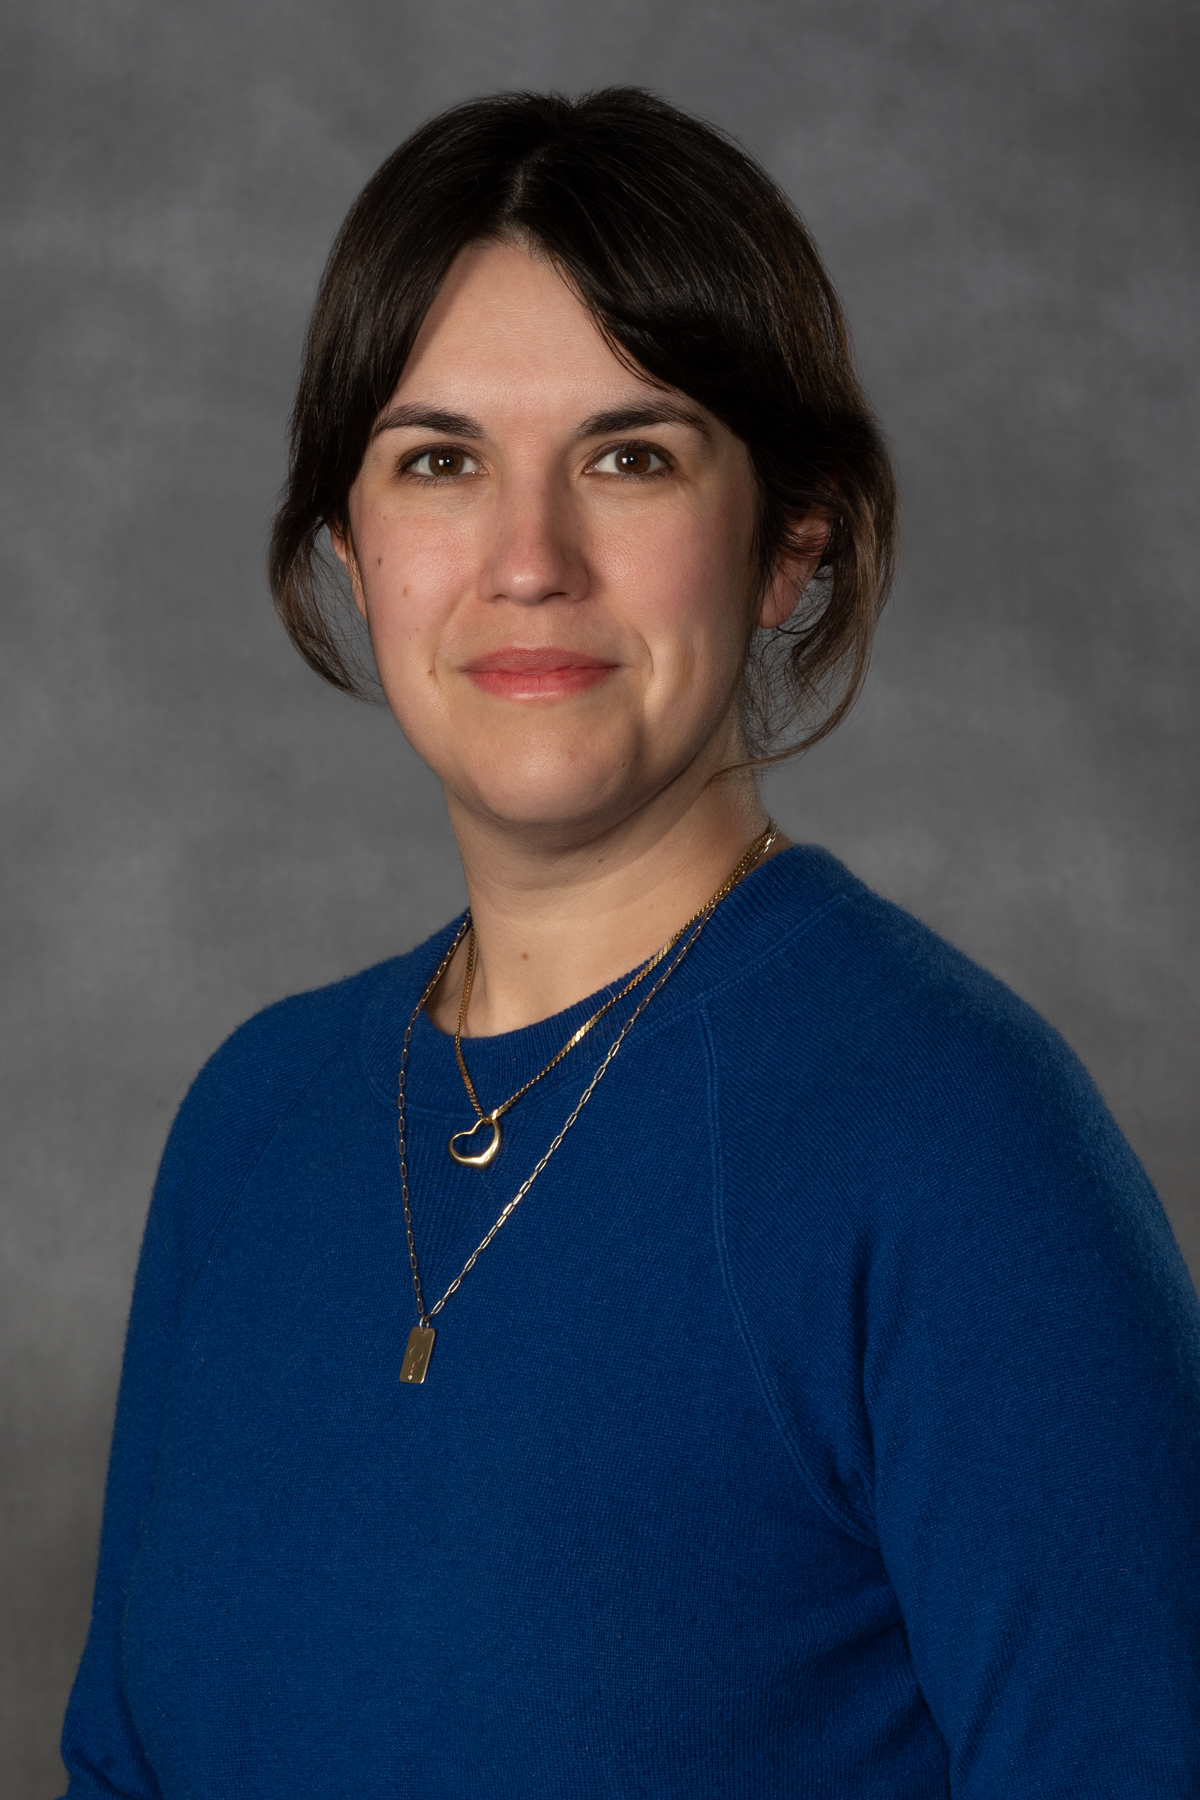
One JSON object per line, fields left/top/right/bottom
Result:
{"left": 269, "top": 87, "right": 897, "bottom": 759}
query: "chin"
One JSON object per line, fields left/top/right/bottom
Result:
{"left": 447, "top": 742, "right": 658, "bottom": 839}
{"left": 465, "top": 774, "right": 638, "bottom": 838}
{"left": 409, "top": 706, "right": 726, "bottom": 839}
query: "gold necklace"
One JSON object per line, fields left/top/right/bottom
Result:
{"left": 396, "top": 824, "right": 778, "bottom": 1383}
{"left": 449, "top": 906, "right": 708, "bottom": 1168}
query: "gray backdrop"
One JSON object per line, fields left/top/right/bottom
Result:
{"left": 3, "top": 2, "right": 1197, "bottom": 1792}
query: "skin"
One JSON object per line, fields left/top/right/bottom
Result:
{"left": 334, "top": 238, "right": 829, "bottom": 1036}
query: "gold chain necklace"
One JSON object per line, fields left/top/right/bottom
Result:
{"left": 395, "top": 823, "right": 778, "bottom": 1383}
{"left": 448, "top": 869, "right": 747, "bottom": 1166}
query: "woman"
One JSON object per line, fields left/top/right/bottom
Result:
{"left": 61, "top": 90, "right": 1199, "bottom": 1798}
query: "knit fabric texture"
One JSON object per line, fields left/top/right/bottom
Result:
{"left": 61, "top": 846, "right": 1200, "bottom": 1798}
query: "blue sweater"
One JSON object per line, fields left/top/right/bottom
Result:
{"left": 62, "top": 847, "right": 1200, "bottom": 1798}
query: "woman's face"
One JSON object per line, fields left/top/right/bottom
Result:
{"left": 339, "top": 238, "right": 793, "bottom": 842}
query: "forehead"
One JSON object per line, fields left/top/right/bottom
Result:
{"left": 391, "top": 238, "right": 668, "bottom": 419}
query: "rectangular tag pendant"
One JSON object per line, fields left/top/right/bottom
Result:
{"left": 399, "top": 1325, "right": 436, "bottom": 1384}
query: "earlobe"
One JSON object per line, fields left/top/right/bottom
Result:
{"left": 757, "top": 506, "right": 833, "bottom": 629}
{"left": 758, "top": 567, "right": 802, "bottom": 631}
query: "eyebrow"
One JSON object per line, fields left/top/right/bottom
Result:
{"left": 370, "top": 399, "right": 711, "bottom": 442}
{"left": 574, "top": 402, "right": 711, "bottom": 439}
{"left": 371, "top": 404, "right": 484, "bottom": 439}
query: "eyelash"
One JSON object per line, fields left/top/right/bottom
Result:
{"left": 400, "top": 447, "right": 484, "bottom": 482}
{"left": 397, "top": 440, "right": 673, "bottom": 482}
{"left": 588, "top": 442, "right": 671, "bottom": 478}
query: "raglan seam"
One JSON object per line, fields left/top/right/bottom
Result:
{"left": 700, "top": 1001, "right": 876, "bottom": 1548}
{"left": 182, "top": 1031, "right": 362, "bottom": 1294}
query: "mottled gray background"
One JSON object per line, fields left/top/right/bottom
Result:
{"left": 2, "top": 0, "right": 1197, "bottom": 1792}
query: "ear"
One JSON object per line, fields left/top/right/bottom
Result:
{"left": 328, "top": 519, "right": 368, "bottom": 621}
{"left": 757, "top": 505, "right": 834, "bottom": 630}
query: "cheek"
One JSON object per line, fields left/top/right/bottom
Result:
{"left": 356, "top": 513, "right": 471, "bottom": 665}
{"left": 607, "top": 498, "right": 753, "bottom": 674}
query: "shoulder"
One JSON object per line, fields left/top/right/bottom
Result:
{"left": 731, "top": 847, "right": 1105, "bottom": 1132}
{"left": 712, "top": 847, "right": 1168, "bottom": 1257}
{"left": 187, "top": 950, "right": 410, "bottom": 1102}
{"left": 710, "top": 852, "right": 1200, "bottom": 1538}
{"left": 148, "top": 921, "right": 462, "bottom": 1274}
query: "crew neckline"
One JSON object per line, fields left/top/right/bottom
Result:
{"left": 358, "top": 844, "right": 856, "bottom": 1111}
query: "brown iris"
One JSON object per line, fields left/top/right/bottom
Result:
{"left": 427, "top": 449, "right": 467, "bottom": 476}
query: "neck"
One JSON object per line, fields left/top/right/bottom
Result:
{"left": 427, "top": 777, "right": 786, "bottom": 1038}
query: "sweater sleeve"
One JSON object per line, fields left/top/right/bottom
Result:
{"left": 861, "top": 1012, "right": 1200, "bottom": 1797}
{"left": 59, "top": 979, "right": 369, "bottom": 1798}
{"left": 712, "top": 928, "right": 1200, "bottom": 1798}
{"left": 60, "top": 1100, "right": 197, "bottom": 1800}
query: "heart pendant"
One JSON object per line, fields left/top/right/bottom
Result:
{"left": 448, "top": 1113, "right": 502, "bottom": 1168}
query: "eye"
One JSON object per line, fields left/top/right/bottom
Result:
{"left": 589, "top": 443, "right": 669, "bottom": 478}
{"left": 403, "top": 447, "right": 484, "bottom": 480}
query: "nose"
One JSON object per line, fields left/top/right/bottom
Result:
{"left": 479, "top": 470, "right": 589, "bottom": 607}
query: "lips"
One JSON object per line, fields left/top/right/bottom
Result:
{"left": 462, "top": 646, "right": 618, "bottom": 700}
